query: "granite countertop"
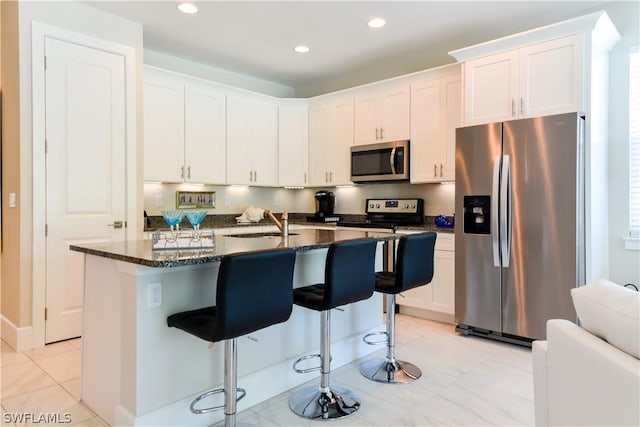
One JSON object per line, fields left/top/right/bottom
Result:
{"left": 143, "top": 213, "right": 455, "bottom": 234}
{"left": 71, "top": 228, "right": 398, "bottom": 268}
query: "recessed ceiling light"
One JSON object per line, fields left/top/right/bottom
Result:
{"left": 177, "top": 2, "right": 198, "bottom": 14}
{"left": 294, "top": 45, "right": 310, "bottom": 53}
{"left": 368, "top": 17, "right": 386, "bottom": 29}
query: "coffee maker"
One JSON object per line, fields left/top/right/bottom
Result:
{"left": 308, "top": 191, "right": 340, "bottom": 222}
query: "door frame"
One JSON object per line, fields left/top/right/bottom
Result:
{"left": 31, "top": 22, "right": 138, "bottom": 348}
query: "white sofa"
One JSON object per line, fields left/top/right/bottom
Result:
{"left": 532, "top": 279, "right": 640, "bottom": 426}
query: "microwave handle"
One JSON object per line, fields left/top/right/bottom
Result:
{"left": 389, "top": 147, "right": 397, "bottom": 175}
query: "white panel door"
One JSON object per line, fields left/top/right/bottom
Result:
{"left": 45, "top": 38, "right": 127, "bottom": 343}
{"left": 226, "top": 97, "right": 251, "bottom": 184}
{"left": 250, "top": 101, "right": 278, "bottom": 186}
{"left": 329, "top": 97, "right": 354, "bottom": 185}
{"left": 354, "top": 92, "right": 379, "bottom": 146}
{"left": 278, "top": 102, "right": 309, "bottom": 187}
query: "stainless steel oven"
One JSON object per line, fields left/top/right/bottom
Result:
{"left": 350, "top": 140, "right": 409, "bottom": 183}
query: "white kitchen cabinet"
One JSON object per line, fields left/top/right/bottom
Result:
{"left": 354, "top": 83, "right": 410, "bottom": 146}
{"left": 278, "top": 100, "right": 309, "bottom": 187}
{"left": 143, "top": 67, "right": 226, "bottom": 184}
{"left": 410, "top": 65, "right": 461, "bottom": 183}
{"left": 396, "top": 232, "right": 455, "bottom": 316}
{"left": 226, "top": 94, "right": 278, "bottom": 186}
{"left": 308, "top": 95, "right": 353, "bottom": 186}
{"left": 463, "top": 34, "right": 583, "bottom": 125}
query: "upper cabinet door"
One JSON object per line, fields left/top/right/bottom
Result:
{"left": 354, "top": 83, "right": 409, "bottom": 145}
{"left": 226, "top": 97, "right": 252, "bottom": 185}
{"left": 143, "top": 69, "right": 185, "bottom": 182}
{"left": 184, "top": 81, "right": 226, "bottom": 184}
{"left": 519, "top": 34, "right": 583, "bottom": 118}
{"left": 410, "top": 77, "right": 442, "bottom": 183}
{"left": 380, "top": 85, "right": 411, "bottom": 142}
{"left": 250, "top": 101, "right": 278, "bottom": 186}
{"left": 278, "top": 101, "right": 309, "bottom": 187}
{"left": 329, "top": 96, "right": 354, "bottom": 185}
{"left": 464, "top": 49, "right": 519, "bottom": 125}
{"left": 440, "top": 75, "right": 462, "bottom": 182}
{"left": 308, "top": 103, "right": 331, "bottom": 186}
{"left": 226, "top": 94, "right": 278, "bottom": 186}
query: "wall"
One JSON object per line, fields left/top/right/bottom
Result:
{"left": 604, "top": 1, "right": 640, "bottom": 285}
{"left": 144, "top": 182, "right": 455, "bottom": 219}
{"left": 0, "top": 1, "right": 143, "bottom": 336}
{"left": 1, "top": 0, "right": 24, "bottom": 326}
{"left": 144, "top": 49, "right": 295, "bottom": 98}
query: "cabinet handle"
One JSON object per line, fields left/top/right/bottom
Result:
{"left": 520, "top": 98, "right": 525, "bottom": 116}
{"left": 511, "top": 100, "right": 516, "bottom": 117}
{"left": 304, "top": 172, "right": 307, "bottom": 184}
{"left": 325, "top": 171, "right": 329, "bottom": 183}
{"left": 375, "top": 128, "right": 379, "bottom": 140}
{"left": 254, "top": 170, "right": 257, "bottom": 182}
{"left": 329, "top": 171, "right": 333, "bottom": 182}
{"left": 181, "top": 165, "right": 185, "bottom": 179}
{"left": 434, "top": 164, "right": 438, "bottom": 178}
{"left": 440, "top": 163, "right": 443, "bottom": 177}
{"left": 380, "top": 127, "right": 384, "bottom": 139}
{"left": 187, "top": 166, "right": 191, "bottom": 179}
{"left": 249, "top": 170, "right": 253, "bottom": 182}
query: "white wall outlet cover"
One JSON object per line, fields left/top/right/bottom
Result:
{"left": 9, "top": 193, "right": 16, "bottom": 208}
{"left": 273, "top": 197, "right": 279, "bottom": 206}
{"left": 155, "top": 195, "right": 163, "bottom": 207}
{"left": 224, "top": 196, "right": 231, "bottom": 206}
{"left": 147, "top": 282, "right": 162, "bottom": 308}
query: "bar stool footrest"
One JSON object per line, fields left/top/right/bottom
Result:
{"left": 288, "top": 385, "right": 360, "bottom": 420}
{"left": 363, "top": 331, "right": 389, "bottom": 346}
{"left": 359, "top": 358, "right": 422, "bottom": 384}
{"left": 189, "top": 387, "right": 247, "bottom": 414}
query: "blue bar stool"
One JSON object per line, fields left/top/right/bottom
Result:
{"left": 360, "top": 232, "right": 436, "bottom": 384}
{"left": 167, "top": 248, "right": 296, "bottom": 427}
{"left": 288, "top": 238, "right": 378, "bottom": 420}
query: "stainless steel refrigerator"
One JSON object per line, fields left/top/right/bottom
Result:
{"left": 454, "top": 112, "right": 585, "bottom": 344}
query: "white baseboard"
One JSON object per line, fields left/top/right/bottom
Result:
{"left": 124, "top": 327, "right": 381, "bottom": 426}
{"left": 1, "top": 315, "right": 34, "bottom": 352}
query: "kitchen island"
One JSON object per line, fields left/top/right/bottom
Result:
{"left": 70, "top": 228, "right": 397, "bottom": 427}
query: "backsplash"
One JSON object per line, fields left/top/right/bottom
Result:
{"left": 144, "top": 182, "right": 455, "bottom": 217}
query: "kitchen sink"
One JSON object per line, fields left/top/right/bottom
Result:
{"left": 226, "top": 232, "right": 299, "bottom": 238}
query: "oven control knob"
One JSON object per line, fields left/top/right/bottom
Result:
{"left": 369, "top": 203, "right": 374, "bottom": 209}
{"left": 412, "top": 203, "right": 416, "bottom": 209}
{"left": 404, "top": 203, "right": 409, "bottom": 209}
{"left": 376, "top": 204, "right": 380, "bottom": 208}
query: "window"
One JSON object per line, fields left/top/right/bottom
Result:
{"left": 629, "top": 46, "right": 640, "bottom": 239}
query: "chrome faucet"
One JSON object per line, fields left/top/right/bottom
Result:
{"left": 265, "top": 209, "right": 289, "bottom": 237}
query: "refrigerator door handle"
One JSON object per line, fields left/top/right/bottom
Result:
{"left": 492, "top": 155, "right": 501, "bottom": 267}
{"left": 500, "top": 155, "right": 512, "bottom": 267}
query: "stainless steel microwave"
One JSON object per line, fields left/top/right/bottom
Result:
{"left": 350, "top": 140, "right": 409, "bottom": 183}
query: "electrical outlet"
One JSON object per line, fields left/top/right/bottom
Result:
{"left": 225, "top": 196, "right": 231, "bottom": 206}
{"left": 273, "top": 197, "right": 279, "bottom": 207}
{"left": 155, "top": 195, "right": 163, "bottom": 207}
{"left": 148, "top": 282, "right": 162, "bottom": 308}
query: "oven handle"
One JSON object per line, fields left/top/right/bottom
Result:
{"left": 390, "top": 147, "right": 397, "bottom": 175}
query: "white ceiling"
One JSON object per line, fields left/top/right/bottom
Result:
{"left": 84, "top": 1, "right": 615, "bottom": 95}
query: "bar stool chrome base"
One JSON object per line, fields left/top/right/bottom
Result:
{"left": 359, "top": 357, "right": 422, "bottom": 384}
{"left": 289, "top": 386, "right": 360, "bottom": 420}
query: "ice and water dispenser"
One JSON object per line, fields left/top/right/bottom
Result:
{"left": 463, "top": 195, "right": 491, "bottom": 234}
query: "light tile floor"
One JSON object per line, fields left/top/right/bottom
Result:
{"left": 1, "top": 315, "right": 534, "bottom": 426}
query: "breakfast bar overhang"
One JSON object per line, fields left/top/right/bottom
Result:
{"left": 70, "top": 228, "right": 398, "bottom": 427}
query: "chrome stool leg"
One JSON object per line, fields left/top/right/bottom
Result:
{"left": 191, "top": 338, "right": 253, "bottom": 427}
{"left": 359, "top": 295, "right": 422, "bottom": 384}
{"left": 289, "top": 310, "right": 361, "bottom": 420}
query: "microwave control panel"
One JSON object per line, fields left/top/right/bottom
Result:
{"left": 366, "top": 198, "right": 423, "bottom": 214}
